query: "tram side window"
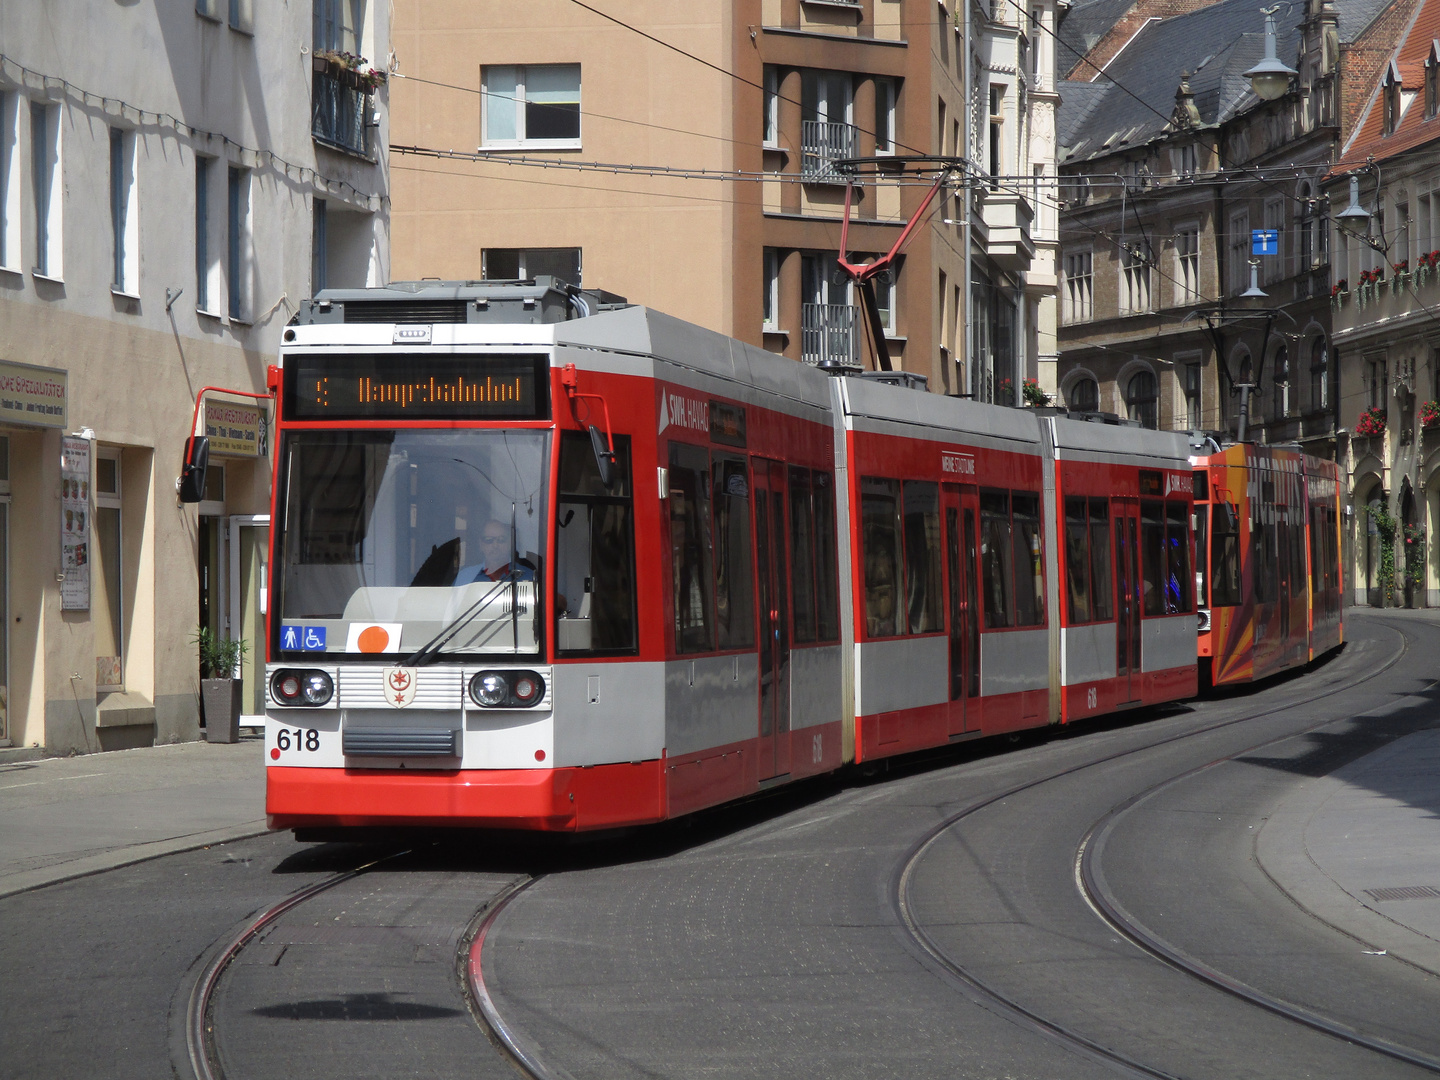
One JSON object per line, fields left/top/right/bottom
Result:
{"left": 1253, "top": 514, "right": 1275, "bottom": 604}
{"left": 1165, "top": 502, "right": 1192, "bottom": 613}
{"left": 1290, "top": 507, "right": 1307, "bottom": 597}
{"left": 1195, "top": 505, "right": 1209, "bottom": 608}
{"left": 861, "top": 478, "right": 902, "bottom": 637}
{"left": 1012, "top": 493, "right": 1045, "bottom": 626}
{"left": 670, "top": 442, "right": 715, "bottom": 653}
{"left": 1065, "top": 497, "right": 1091, "bottom": 623}
{"left": 1210, "top": 503, "right": 1241, "bottom": 607}
{"left": 1140, "top": 500, "right": 1166, "bottom": 616}
{"left": 1089, "top": 498, "right": 1114, "bottom": 620}
{"left": 789, "top": 467, "right": 817, "bottom": 644}
{"left": 713, "top": 455, "right": 755, "bottom": 650}
{"left": 813, "top": 471, "right": 840, "bottom": 641}
{"left": 904, "top": 481, "right": 943, "bottom": 634}
{"left": 556, "top": 432, "right": 637, "bottom": 653}
{"left": 980, "top": 490, "right": 1013, "bottom": 628}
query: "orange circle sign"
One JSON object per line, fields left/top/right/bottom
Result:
{"left": 357, "top": 625, "right": 390, "bottom": 653}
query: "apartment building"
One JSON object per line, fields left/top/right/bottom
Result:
{"left": 1325, "top": 0, "right": 1440, "bottom": 607}
{"left": 0, "top": 1, "right": 389, "bottom": 753}
{"left": 390, "top": 0, "right": 1058, "bottom": 400}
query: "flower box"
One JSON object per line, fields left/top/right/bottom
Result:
{"left": 1355, "top": 406, "right": 1387, "bottom": 437}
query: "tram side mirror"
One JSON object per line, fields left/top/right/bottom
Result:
{"left": 178, "top": 435, "right": 210, "bottom": 503}
{"left": 588, "top": 425, "right": 616, "bottom": 488}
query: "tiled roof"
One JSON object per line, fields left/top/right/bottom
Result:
{"left": 1056, "top": 0, "right": 1137, "bottom": 76}
{"left": 1335, "top": 0, "right": 1440, "bottom": 174}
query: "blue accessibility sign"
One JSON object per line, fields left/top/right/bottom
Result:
{"left": 280, "top": 625, "right": 327, "bottom": 652}
{"left": 1252, "top": 229, "right": 1279, "bottom": 256}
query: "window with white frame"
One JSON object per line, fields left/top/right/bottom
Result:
{"left": 1120, "top": 241, "right": 1152, "bottom": 314}
{"left": 227, "top": 165, "right": 251, "bottom": 321}
{"left": 874, "top": 78, "right": 896, "bottom": 154}
{"left": 801, "top": 70, "right": 855, "bottom": 179}
{"left": 1063, "top": 249, "right": 1093, "bottom": 322}
{"left": 873, "top": 266, "right": 897, "bottom": 335}
{"left": 314, "top": 0, "right": 363, "bottom": 52}
{"left": 762, "top": 248, "right": 779, "bottom": 329}
{"left": 482, "top": 65, "right": 581, "bottom": 148}
{"left": 110, "top": 128, "right": 138, "bottom": 296}
{"left": 988, "top": 84, "right": 1004, "bottom": 189}
{"left": 195, "top": 157, "right": 220, "bottom": 313}
{"left": 30, "top": 100, "right": 62, "bottom": 279}
{"left": 1181, "top": 356, "right": 1202, "bottom": 429}
{"left": 1228, "top": 210, "right": 1249, "bottom": 295}
{"left": 1367, "top": 355, "right": 1387, "bottom": 409}
{"left": 1171, "top": 141, "right": 1197, "bottom": 178}
{"left": 0, "top": 93, "right": 16, "bottom": 272}
{"left": 763, "top": 66, "right": 780, "bottom": 148}
{"left": 1174, "top": 224, "right": 1200, "bottom": 304}
{"left": 482, "top": 247, "right": 582, "bottom": 285}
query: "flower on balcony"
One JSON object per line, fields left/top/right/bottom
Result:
{"left": 1355, "top": 405, "right": 1387, "bottom": 437}
{"left": 1393, "top": 259, "right": 1410, "bottom": 275}
{"left": 1331, "top": 279, "right": 1347, "bottom": 297}
{"left": 1022, "top": 378, "right": 1049, "bottom": 406}
{"left": 314, "top": 49, "right": 387, "bottom": 90}
{"left": 1359, "top": 267, "right": 1385, "bottom": 286}
{"left": 1421, "top": 399, "right": 1440, "bottom": 430}
{"left": 1424, "top": 250, "right": 1440, "bottom": 270}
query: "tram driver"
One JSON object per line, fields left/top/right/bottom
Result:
{"left": 456, "top": 519, "right": 536, "bottom": 584}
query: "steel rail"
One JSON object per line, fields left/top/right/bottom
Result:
{"left": 894, "top": 626, "right": 1413, "bottom": 1077}
{"left": 1078, "top": 621, "right": 1440, "bottom": 1074}
{"left": 185, "top": 849, "right": 409, "bottom": 1080}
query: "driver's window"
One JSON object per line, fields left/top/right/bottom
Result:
{"left": 556, "top": 432, "right": 637, "bottom": 653}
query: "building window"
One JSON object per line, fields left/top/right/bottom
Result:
{"left": 0, "top": 93, "right": 17, "bottom": 272}
{"left": 1272, "top": 345, "right": 1289, "bottom": 418}
{"left": 229, "top": 0, "right": 253, "bottom": 33}
{"left": 195, "top": 157, "right": 211, "bottom": 311}
{"left": 312, "top": 197, "right": 327, "bottom": 293}
{"left": 482, "top": 247, "right": 582, "bottom": 286}
{"left": 1368, "top": 356, "right": 1387, "bottom": 410}
{"left": 1263, "top": 197, "right": 1284, "bottom": 283}
{"left": 1297, "top": 182, "right": 1317, "bottom": 273}
{"left": 227, "top": 166, "right": 251, "bottom": 321}
{"left": 109, "top": 128, "right": 138, "bottom": 296}
{"left": 801, "top": 252, "right": 856, "bottom": 366}
{"left": 1064, "top": 250, "right": 1093, "bottom": 322}
{"left": 763, "top": 66, "right": 779, "bottom": 148}
{"left": 30, "top": 100, "right": 61, "bottom": 279}
{"left": 1383, "top": 66, "right": 1401, "bottom": 136}
{"left": 482, "top": 65, "right": 582, "bottom": 148}
{"left": 1069, "top": 377, "right": 1099, "bottom": 412}
{"left": 1310, "top": 338, "right": 1328, "bottom": 411}
{"left": 801, "top": 70, "right": 855, "bottom": 181}
{"left": 197, "top": 0, "right": 221, "bottom": 20}
{"left": 873, "top": 266, "right": 896, "bottom": 335}
{"left": 1428, "top": 50, "right": 1439, "bottom": 120}
{"left": 1228, "top": 210, "right": 1249, "bottom": 295}
{"left": 875, "top": 78, "right": 896, "bottom": 154}
{"left": 1175, "top": 224, "right": 1199, "bottom": 304}
{"left": 314, "top": 0, "right": 362, "bottom": 52}
{"left": 988, "top": 85, "right": 1005, "bottom": 189}
{"left": 1182, "top": 360, "right": 1201, "bottom": 428}
{"left": 1126, "top": 369, "right": 1158, "bottom": 429}
{"left": 762, "top": 248, "right": 779, "bottom": 329}
{"left": 1120, "top": 242, "right": 1152, "bottom": 314}
{"left": 1171, "top": 142, "right": 1197, "bottom": 178}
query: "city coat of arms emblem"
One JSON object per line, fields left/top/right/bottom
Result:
{"left": 384, "top": 666, "right": 418, "bottom": 708}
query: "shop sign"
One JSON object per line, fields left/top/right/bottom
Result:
{"left": 204, "top": 400, "right": 268, "bottom": 457}
{"left": 0, "top": 360, "right": 67, "bottom": 429}
{"left": 60, "top": 436, "right": 90, "bottom": 611}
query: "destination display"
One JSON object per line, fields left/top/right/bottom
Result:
{"left": 289, "top": 355, "right": 547, "bottom": 420}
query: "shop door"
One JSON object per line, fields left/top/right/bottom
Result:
{"left": 1113, "top": 498, "right": 1142, "bottom": 702}
{"left": 229, "top": 516, "right": 270, "bottom": 723}
{"left": 943, "top": 485, "right": 981, "bottom": 734}
{"left": 752, "top": 459, "right": 791, "bottom": 780}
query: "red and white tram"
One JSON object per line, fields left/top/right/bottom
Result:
{"left": 260, "top": 280, "right": 1199, "bottom": 832}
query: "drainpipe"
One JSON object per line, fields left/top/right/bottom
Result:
{"left": 963, "top": 0, "right": 974, "bottom": 397}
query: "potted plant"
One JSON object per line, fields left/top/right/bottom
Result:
{"left": 1355, "top": 405, "right": 1387, "bottom": 438}
{"left": 1421, "top": 399, "right": 1440, "bottom": 432}
{"left": 194, "top": 627, "right": 249, "bottom": 743}
{"left": 1330, "top": 279, "right": 1348, "bottom": 308}
{"left": 1022, "top": 378, "right": 1049, "bottom": 406}
{"left": 1404, "top": 522, "right": 1426, "bottom": 607}
{"left": 1392, "top": 259, "right": 1410, "bottom": 292}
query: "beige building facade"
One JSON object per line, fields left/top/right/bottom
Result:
{"left": 391, "top": 0, "right": 1057, "bottom": 398}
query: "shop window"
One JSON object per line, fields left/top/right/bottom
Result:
{"left": 713, "top": 456, "right": 755, "bottom": 650}
{"left": 556, "top": 432, "right": 637, "bottom": 653}
{"left": 669, "top": 442, "right": 715, "bottom": 654}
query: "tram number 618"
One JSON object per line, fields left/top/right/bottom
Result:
{"left": 276, "top": 728, "right": 321, "bottom": 752}
{"left": 1086, "top": 687, "right": 1098, "bottom": 710}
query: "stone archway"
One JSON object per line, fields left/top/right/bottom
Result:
{"left": 1354, "top": 476, "right": 1387, "bottom": 607}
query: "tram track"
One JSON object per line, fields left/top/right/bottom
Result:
{"left": 892, "top": 618, "right": 1439, "bottom": 1079}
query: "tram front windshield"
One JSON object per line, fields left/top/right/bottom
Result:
{"left": 276, "top": 429, "right": 549, "bottom": 658}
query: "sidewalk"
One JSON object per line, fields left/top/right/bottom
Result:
{"left": 0, "top": 735, "right": 269, "bottom": 899}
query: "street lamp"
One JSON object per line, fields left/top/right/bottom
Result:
{"left": 1336, "top": 174, "right": 1373, "bottom": 234}
{"left": 1243, "top": 9, "right": 1297, "bottom": 101}
{"left": 1240, "top": 259, "right": 1268, "bottom": 298}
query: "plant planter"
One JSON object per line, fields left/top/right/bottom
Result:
{"left": 202, "top": 678, "right": 243, "bottom": 743}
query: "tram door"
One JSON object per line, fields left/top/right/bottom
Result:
{"left": 943, "top": 485, "right": 981, "bottom": 734}
{"left": 1113, "top": 498, "right": 1142, "bottom": 702}
{"left": 752, "top": 459, "right": 792, "bottom": 780}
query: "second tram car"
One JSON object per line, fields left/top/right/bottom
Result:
{"left": 259, "top": 280, "right": 1329, "bottom": 833}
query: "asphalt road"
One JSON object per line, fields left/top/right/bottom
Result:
{"left": 3, "top": 611, "right": 1437, "bottom": 1080}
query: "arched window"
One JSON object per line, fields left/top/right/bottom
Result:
{"left": 1310, "top": 337, "right": 1328, "bottom": 411}
{"left": 1069, "top": 377, "right": 1099, "bottom": 412}
{"left": 1126, "top": 370, "right": 1158, "bottom": 428}
{"left": 1272, "top": 345, "right": 1289, "bottom": 418}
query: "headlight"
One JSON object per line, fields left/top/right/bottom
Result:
{"left": 469, "top": 670, "right": 546, "bottom": 708}
{"left": 271, "top": 669, "right": 334, "bottom": 707}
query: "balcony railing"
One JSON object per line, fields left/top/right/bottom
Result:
{"left": 312, "top": 69, "right": 373, "bottom": 158}
{"left": 801, "top": 303, "right": 859, "bottom": 367}
{"left": 801, "top": 120, "right": 858, "bottom": 183}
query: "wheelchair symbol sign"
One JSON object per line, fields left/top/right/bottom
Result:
{"left": 302, "top": 626, "right": 327, "bottom": 651}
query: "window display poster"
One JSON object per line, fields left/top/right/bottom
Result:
{"left": 60, "top": 435, "right": 90, "bottom": 611}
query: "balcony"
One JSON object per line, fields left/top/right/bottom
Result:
{"left": 801, "top": 303, "right": 859, "bottom": 366}
{"left": 978, "top": 189, "right": 1035, "bottom": 272}
{"left": 801, "top": 121, "right": 858, "bottom": 184}
{"left": 312, "top": 68, "right": 374, "bottom": 158}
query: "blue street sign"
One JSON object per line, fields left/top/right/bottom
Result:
{"left": 302, "top": 626, "right": 327, "bottom": 651}
{"left": 1252, "top": 229, "right": 1279, "bottom": 256}
{"left": 281, "top": 624, "right": 301, "bottom": 651}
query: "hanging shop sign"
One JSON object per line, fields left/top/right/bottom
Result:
{"left": 0, "top": 360, "right": 68, "bottom": 429}
{"left": 204, "top": 400, "right": 268, "bottom": 457}
{"left": 60, "top": 435, "right": 91, "bottom": 611}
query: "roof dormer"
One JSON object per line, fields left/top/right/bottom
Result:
{"left": 1382, "top": 58, "right": 1404, "bottom": 136}
{"left": 1426, "top": 41, "right": 1440, "bottom": 120}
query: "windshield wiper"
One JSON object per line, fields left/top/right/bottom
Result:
{"left": 402, "top": 586, "right": 513, "bottom": 667}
